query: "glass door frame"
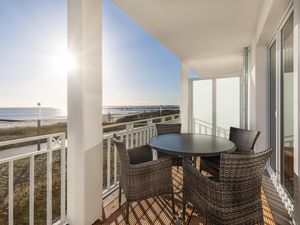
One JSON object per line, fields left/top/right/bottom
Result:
{"left": 281, "top": 14, "right": 294, "bottom": 199}
{"left": 267, "top": 7, "right": 294, "bottom": 200}
{"left": 268, "top": 35, "right": 281, "bottom": 179}
{"left": 189, "top": 74, "right": 244, "bottom": 136}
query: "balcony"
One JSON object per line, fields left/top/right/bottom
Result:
{"left": 0, "top": 114, "right": 292, "bottom": 224}
{"left": 1, "top": 0, "right": 300, "bottom": 224}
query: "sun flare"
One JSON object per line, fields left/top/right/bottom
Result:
{"left": 51, "top": 49, "right": 77, "bottom": 74}
{"left": 56, "top": 51, "right": 77, "bottom": 73}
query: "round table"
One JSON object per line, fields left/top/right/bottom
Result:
{"left": 149, "top": 133, "right": 236, "bottom": 157}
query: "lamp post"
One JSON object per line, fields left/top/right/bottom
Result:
{"left": 37, "top": 102, "right": 41, "bottom": 150}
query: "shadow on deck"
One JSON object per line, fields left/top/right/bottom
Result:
{"left": 97, "top": 167, "right": 292, "bottom": 225}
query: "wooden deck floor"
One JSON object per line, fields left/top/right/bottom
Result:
{"left": 98, "top": 167, "right": 292, "bottom": 225}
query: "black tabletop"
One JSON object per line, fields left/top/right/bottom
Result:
{"left": 149, "top": 133, "right": 236, "bottom": 157}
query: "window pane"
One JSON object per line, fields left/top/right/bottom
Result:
{"left": 192, "top": 79, "right": 212, "bottom": 134}
{"left": 216, "top": 77, "right": 240, "bottom": 138}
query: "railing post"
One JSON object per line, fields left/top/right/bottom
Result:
{"left": 171, "top": 115, "right": 175, "bottom": 121}
{"left": 143, "top": 128, "right": 147, "bottom": 145}
{"left": 147, "top": 120, "right": 152, "bottom": 143}
{"left": 8, "top": 161, "right": 13, "bottom": 225}
{"left": 107, "top": 138, "right": 111, "bottom": 190}
{"left": 46, "top": 137, "right": 53, "bottom": 225}
{"left": 148, "top": 120, "right": 153, "bottom": 138}
{"left": 139, "top": 129, "right": 142, "bottom": 146}
{"left": 113, "top": 144, "right": 117, "bottom": 185}
{"left": 60, "top": 133, "right": 66, "bottom": 223}
{"left": 29, "top": 156, "right": 35, "bottom": 225}
{"left": 135, "top": 129, "right": 139, "bottom": 147}
{"left": 126, "top": 124, "right": 129, "bottom": 148}
{"left": 130, "top": 123, "right": 134, "bottom": 148}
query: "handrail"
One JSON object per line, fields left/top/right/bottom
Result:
{"left": 102, "top": 114, "right": 180, "bottom": 129}
{"left": 0, "top": 132, "right": 65, "bottom": 147}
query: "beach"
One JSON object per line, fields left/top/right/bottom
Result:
{"left": 0, "top": 119, "right": 66, "bottom": 129}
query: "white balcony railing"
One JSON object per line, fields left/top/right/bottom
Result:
{"left": 102, "top": 114, "right": 180, "bottom": 197}
{"left": 0, "top": 133, "right": 66, "bottom": 225}
{"left": 0, "top": 114, "right": 180, "bottom": 224}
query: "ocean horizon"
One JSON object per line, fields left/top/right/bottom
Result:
{"left": 0, "top": 105, "right": 179, "bottom": 121}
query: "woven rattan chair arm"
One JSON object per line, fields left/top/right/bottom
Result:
{"left": 128, "top": 157, "right": 172, "bottom": 175}
{"left": 128, "top": 145, "right": 153, "bottom": 164}
{"left": 183, "top": 161, "right": 221, "bottom": 199}
{"left": 231, "top": 150, "right": 254, "bottom": 155}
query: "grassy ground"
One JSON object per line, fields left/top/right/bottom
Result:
{"left": 0, "top": 110, "right": 179, "bottom": 142}
{"left": 0, "top": 110, "right": 179, "bottom": 224}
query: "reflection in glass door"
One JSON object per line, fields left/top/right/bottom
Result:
{"left": 281, "top": 15, "right": 294, "bottom": 199}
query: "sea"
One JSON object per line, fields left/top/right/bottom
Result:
{"left": 0, "top": 106, "right": 179, "bottom": 121}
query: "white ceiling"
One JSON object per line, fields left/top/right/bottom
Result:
{"left": 189, "top": 53, "right": 243, "bottom": 77}
{"left": 113, "top": 0, "right": 264, "bottom": 76}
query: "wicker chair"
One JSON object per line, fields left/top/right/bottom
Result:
{"left": 183, "top": 148, "right": 272, "bottom": 225}
{"left": 200, "top": 127, "right": 260, "bottom": 176}
{"left": 155, "top": 123, "right": 182, "bottom": 166}
{"left": 112, "top": 134, "right": 175, "bottom": 224}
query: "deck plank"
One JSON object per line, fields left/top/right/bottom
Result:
{"left": 98, "top": 167, "right": 292, "bottom": 225}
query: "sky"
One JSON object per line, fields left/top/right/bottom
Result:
{"left": 0, "top": 0, "right": 182, "bottom": 108}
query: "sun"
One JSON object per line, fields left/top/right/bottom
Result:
{"left": 56, "top": 51, "right": 77, "bottom": 73}
{"left": 50, "top": 48, "right": 78, "bottom": 74}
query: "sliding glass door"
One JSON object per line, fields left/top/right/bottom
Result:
{"left": 281, "top": 15, "right": 294, "bottom": 198}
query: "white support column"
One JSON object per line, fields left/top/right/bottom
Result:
{"left": 67, "top": 0, "right": 103, "bottom": 225}
{"left": 249, "top": 45, "right": 269, "bottom": 151}
{"left": 180, "top": 60, "right": 190, "bottom": 133}
{"left": 294, "top": 0, "right": 300, "bottom": 222}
